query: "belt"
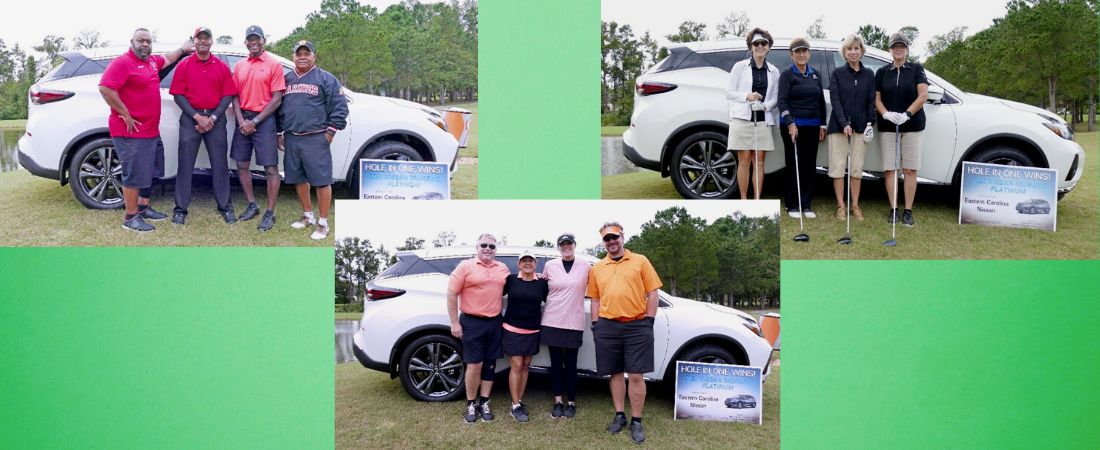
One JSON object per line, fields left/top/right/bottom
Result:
{"left": 604, "top": 314, "right": 647, "bottom": 323}
{"left": 462, "top": 313, "right": 501, "bottom": 321}
{"left": 195, "top": 109, "right": 216, "bottom": 114}
{"left": 288, "top": 129, "right": 327, "bottom": 136}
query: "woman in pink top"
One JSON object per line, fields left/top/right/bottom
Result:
{"left": 540, "top": 233, "right": 591, "bottom": 418}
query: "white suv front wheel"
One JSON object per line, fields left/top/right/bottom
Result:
{"left": 68, "top": 137, "right": 125, "bottom": 209}
{"left": 670, "top": 131, "right": 739, "bottom": 199}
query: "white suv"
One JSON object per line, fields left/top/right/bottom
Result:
{"left": 350, "top": 246, "right": 774, "bottom": 402}
{"left": 623, "top": 38, "right": 1085, "bottom": 200}
{"left": 17, "top": 45, "right": 459, "bottom": 209}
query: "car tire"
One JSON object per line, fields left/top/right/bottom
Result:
{"left": 669, "top": 131, "right": 739, "bottom": 199}
{"left": 678, "top": 343, "right": 739, "bottom": 365}
{"left": 340, "top": 140, "right": 425, "bottom": 198}
{"left": 970, "top": 145, "right": 1036, "bottom": 167}
{"left": 68, "top": 137, "right": 125, "bottom": 209}
{"left": 397, "top": 334, "right": 466, "bottom": 402}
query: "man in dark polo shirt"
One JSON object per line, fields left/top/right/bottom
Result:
{"left": 231, "top": 25, "right": 286, "bottom": 231}
{"left": 586, "top": 222, "right": 662, "bottom": 444}
{"left": 98, "top": 28, "right": 192, "bottom": 232}
{"left": 168, "top": 27, "right": 238, "bottom": 225}
{"left": 276, "top": 40, "right": 348, "bottom": 240}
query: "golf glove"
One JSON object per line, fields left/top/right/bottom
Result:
{"left": 883, "top": 112, "right": 902, "bottom": 125}
{"left": 895, "top": 112, "right": 910, "bottom": 125}
{"left": 863, "top": 124, "right": 874, "bottom": 143}
{"left": 750, "top": 101, "right": 765, "bottom": 111}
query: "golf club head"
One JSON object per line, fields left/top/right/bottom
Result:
{"left": 837, "top": 236, "right": 852, "bottom": 245}
{"left": 794, "top": 233, "right": 810, "bottom": 242}
{"left": 882, "top": 238, "right": 897, "bottom": 247}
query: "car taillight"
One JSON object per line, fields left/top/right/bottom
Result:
{"left": 636, "top": 81, "right": 677, "bottom": 96}
{"left": 29, "top": 86, "right": 74, "bottom": 105}
{"left": 366, "top": 284, "right": 406, "bottom": 301}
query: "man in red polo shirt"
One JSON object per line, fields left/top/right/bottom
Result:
{"left": 230, "top": 25, "right": 285, "bottom": 231}
{"left": 98, "top": 28, "right": 192, "bottom": 232}
{"left": 168, "top": 27, "right": 238, "bottom": 226}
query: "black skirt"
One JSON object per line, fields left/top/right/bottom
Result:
{"left": 540, "top": 325, "right": 583, "bottom": 349}
{"left": 502, "top": 329, "right": 541, "bottom": 356}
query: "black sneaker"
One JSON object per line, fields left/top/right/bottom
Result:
{"left": 511, "top": 403, "right": 529, "bottom": 423}
{"left": 464, "top": 402, "right": 478, "bottom": 424}
{"left": 887, "top": 208, "right": 899, "bottom": 224}
{"left": 140, "top": 206, "right": 167, "bottom": 221}
{"left": 122, "top": 216, "right": 155, "bottom": 233}
{"left": 563, "top": 403, "right": 576, "bottom": 418}
{"left": 258, "top": 210, "right": 275, "bottom": 231}
{"left": 239, "top": 202, "right": 260, "bottom": 221}
{"left": 223, "top": 209, "right": 238, "bottom": 224}
{"left": 607, "top": 414, "right": 627, "bottom": 434}
{"left": 629, "top": 421, "right": 646, "bottom": 444}
{"left": 902, "top": 209, "right": 915, "bottom": 227}
{"left": 172, "top": 212, "right": 186, "bottom": 225}
{"left": 479, "top": 399, "right": 494, "bottom": 422}
{"left": 551, "top": 403, "right": 564, "bottom": 419}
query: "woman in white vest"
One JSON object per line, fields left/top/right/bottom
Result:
{"left": 726, "top": 28, "right": 780, "bottom": 200}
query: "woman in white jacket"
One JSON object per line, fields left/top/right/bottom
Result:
{"left": 726, "top": 28, "right": 780, "bottom": 200}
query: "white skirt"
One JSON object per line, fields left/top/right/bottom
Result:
{"left": 727, "top": 118, "right": 775, "bottom": 151}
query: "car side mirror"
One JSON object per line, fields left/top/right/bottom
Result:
{"left": 927, "top": 84, "right": 945, "bottom": 104}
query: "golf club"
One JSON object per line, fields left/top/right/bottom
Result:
{"left": 837, "top": 134, "right": 853, "bottom": 245}
{"left": 883, "top": 123, "right": 899, "bottom": 247}
{"left": 791, "top": 130, "right": 809, "bottom": 242}
{"left": 752, "top": 110, "right": 760, "bottom": 200}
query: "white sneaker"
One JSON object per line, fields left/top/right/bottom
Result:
{"left": 310, "top": 222, "right": 329, "bottom": 240}
{"left": 291, "top": 215, "right": 315, "bottom": 229}
{"left": 787, "top": 210, "right": 801, "bottom": 218}
{"left": 803, "top": 210, "right": 817, "bottom": 219}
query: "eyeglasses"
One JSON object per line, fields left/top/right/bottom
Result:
{"left": 752, "top": 41, "right": 769, "bottom": 48}
{"left": 479, "top": 243, "right": 496, "bottom": 249}
{"left": 602, "top": 234, "right": 620, "bottom": 242}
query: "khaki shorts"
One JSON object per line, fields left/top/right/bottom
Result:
{"left": 827, "top": 133, "right": 867, "bottom": 178}
{"left": 879, "top": 131, "right": 924, "bottom": 171}
{"left": 727, "top": 119, "right": 775, "bottom": 151}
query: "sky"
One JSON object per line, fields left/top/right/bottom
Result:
{"left": 0, "top": 0, "right": 411, "bottom": 57}
{"left": 602, "top": 0, "right": 1011, "bottom": 58}
{"left": 335, "top": 199, "right": 781, "bottom": 251}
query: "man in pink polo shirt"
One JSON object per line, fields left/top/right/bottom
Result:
{"left": 447, "top": 234, "right": 510, "bottom": 424}
{"left": 230, "top": 25, "right": 286, "bottom": 231}
{"left": 98, "top": 28, "right": 192, "bottom": 232}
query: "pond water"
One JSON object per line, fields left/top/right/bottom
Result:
{"left": 601, "top": 136, "right": 642, "bottom": 176}
{"left": 336, "top": 320, "right": 359, "bottom": 364}
{"left": 0, "top": 128, "right": 24, "bottom": 173}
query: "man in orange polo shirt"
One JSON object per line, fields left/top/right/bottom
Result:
{"left": 586, "top": 222, "right": 662, "bottom": 444}
{"left": 447, "top": 234, "right": 510, "bottom": 424}
{"left": 230, "top": 25, "right": 285, "bottom": 231}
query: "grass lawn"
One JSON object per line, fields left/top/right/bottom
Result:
{"left": 0, "top": 171, "right": 335, "bottom": 246}
{"left": 602, "top": 171, "right": 681, "bottom": 199}
{"left": 602, "top": 126, "right": 628, "bottom": 137}
{"left": 440, "top": 101, "right": 477, "bottom": 199}
{"left": 335, "top": 312, "right": 362, "bottom": 320}
{"left": 0, "top": 119, "right": 27, "bottom": 129}
{"left": 782, "top": 132, "right": 1098, "bottom": 259}
{"left": 336, "top": 362, "right": 779, "bottom": 449}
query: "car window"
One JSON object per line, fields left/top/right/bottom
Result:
{"left": 71, "top": 59, "right": 108, "bottom": 78}
{"left": 376, "top": 256, "right": 421, "bottom": 279}
{"left": 698, "top": 50, "right": 745, "bottom": 72}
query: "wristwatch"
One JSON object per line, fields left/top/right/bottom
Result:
{"left": 210, "top": 114, "right": 218, "bottom": 121}
{"left": 904, "top": 111, "right": 913, "bottom": 118}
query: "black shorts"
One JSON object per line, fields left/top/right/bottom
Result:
{"left": 113, "top": 136, "right": 165, "bottom": 189}
{"left": 593, "top": 318, "right": 654, "bottom": 376}
{"left": 283, "top": 133, "right": 333, "bottom": 186}
{"left": 502, "top": 329, "right": 540, "bottom": 357}
{"left": 230, "top": 110, "right": 279, "bottom": 167}
{"left": 460, "top": 314, "right": 503, "bottom": 364}
{"left": 540, "top": 326, "right": 583, "bottom": 349}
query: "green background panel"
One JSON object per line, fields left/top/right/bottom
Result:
{"left": 782, "top": 260, "right": 1100, "bottom": 449}
{"left": 479, "top": 0, "right": 601, "bottom": 199}
{"left": 0, "top": 248, "right": 333, "bottom": 448}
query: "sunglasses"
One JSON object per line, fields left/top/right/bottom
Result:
{"left": 602, "top": 234, "right": 620, "bottom": 242}
{"left": 479, "top": 243, "right": 496, "bottom": 249}
{"left": 752, "top": 41, "right": 769, "bottom": 48}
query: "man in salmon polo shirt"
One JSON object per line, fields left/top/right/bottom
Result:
{"left": 447, "top": 234, "right": 510, "bottom": 424}
{"left": 98, "top": 28, "right": 192, "bottom": 232}
{"left": 586, "top": 222, "right": 662, "bottom": 444}
{"left": 168, "top": 27, "right": 238, "bottom": 226}
{"left": 230, "top": 25, "right": 285, "bottom": 231}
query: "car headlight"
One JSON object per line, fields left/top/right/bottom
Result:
{"left": 1040, "top": 114, "right": 1073, "bottom": 140}
{"left": 742, "top": 321, "right": 763, "bottom": 337}
{"left": 428, "top": 115, "right": 448, "bottom": 132}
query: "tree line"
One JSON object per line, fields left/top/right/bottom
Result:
{"left": 335, "top": 207, "right": 780, "bottom": 310}
{"left": 0, "top": 0, "right": 477, "bottom": 120}
{"left": 602, "top": 1, "right": 1097, "bottom": 129}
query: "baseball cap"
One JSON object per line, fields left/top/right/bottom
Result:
{"left": 518, "top": 250, "right": 536, "bottom": 261}
{"left": 790, "top": 37, "right": 810, "bottom": 51}
{"left": 294, "top": 40, "right": 315, "bottom": 53}
{"left": 557, "top": 233, "right": 576, "bottom": 245}
{"left": 599, "top": 224, "right": 623, "bottom": 239}
{"left": 193, "top": 27, "right": 212, "bottom": 39}
{"left": 245, "top": 25, "right": 264, "bottom": 40}
{"left": 888, "top": 32, "right": 910, "bottom": 48}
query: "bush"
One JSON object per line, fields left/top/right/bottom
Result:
{"left": 335, "top": 302, "right": 364, "bottom": 313}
